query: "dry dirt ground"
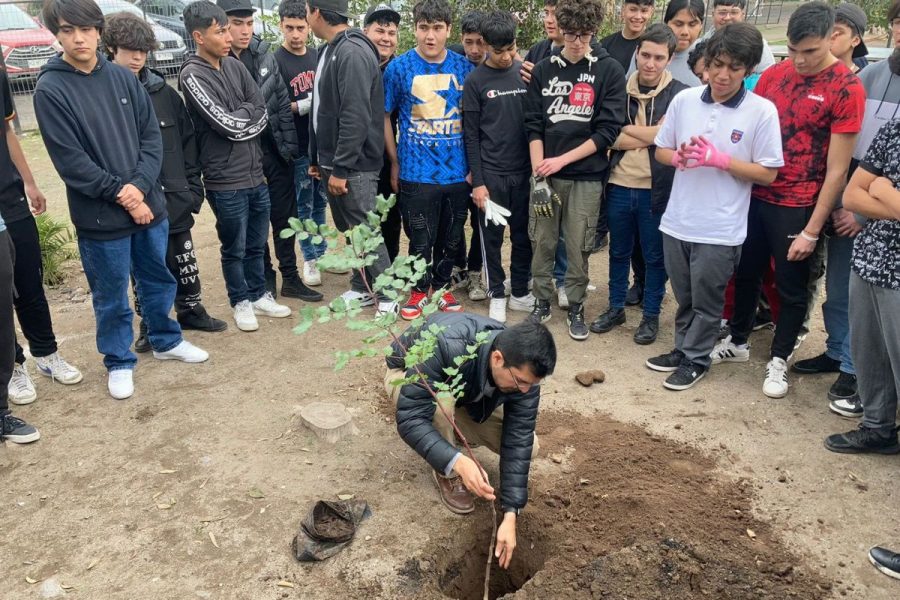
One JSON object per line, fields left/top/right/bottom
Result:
{"left": 2, "top": 134, "right": 899, "bottom": 600}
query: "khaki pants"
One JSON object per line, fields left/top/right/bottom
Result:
{"left": 384, "top": 368, "right": 540, "bottom": 461}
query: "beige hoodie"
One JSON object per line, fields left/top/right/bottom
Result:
{"left": 609, "top": 70, "right": 673, "bottom": 189}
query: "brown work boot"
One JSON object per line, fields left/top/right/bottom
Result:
{"left": 432, "top": 470, "right": 474, "bottom": 514}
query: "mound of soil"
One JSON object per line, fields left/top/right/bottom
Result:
{"left": 399, "top": 412, "right": 830, "bottom": 599}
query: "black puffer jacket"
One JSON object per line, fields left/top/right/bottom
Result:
{"left": 387, "top": 313, "right": 540, "bottom": 511}
{"left": 239, "top": 35, "right": 299, "bottom": 163}
{"left": 141, "top": 68, "right": 203, "bottom": 234}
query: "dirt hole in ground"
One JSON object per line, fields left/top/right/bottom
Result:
{"left": 438, "top": 518, "right": 549, "bottom": 600}
{"left": 400, "top": 412, "right": 831, "bottom": 599}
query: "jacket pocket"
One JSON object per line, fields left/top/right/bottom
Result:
{"left": 158, "top": 119, "right": 180, "bottom": 155}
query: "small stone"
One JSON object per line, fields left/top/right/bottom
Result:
{"left": 40, "top": 578, "right": 65, "bottom": 599}
{"left": 550, "top": 454, "right": 564, "bottom": 464}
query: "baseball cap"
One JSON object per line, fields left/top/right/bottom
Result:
{"left": 364, "top": 3, "right": 400, "bottom": 26}
{"left": 307, "top": 0, "right": 350, "bottom": 18}
{"left": 216, "top": 0, "right": 257, "bottom": 15}
{"left": 835, "top": 2, "right": 868, "bottom": 59}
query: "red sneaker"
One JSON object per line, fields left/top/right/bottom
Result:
{"left": 400, "top": 290, "right": 428, "bottom": 320}
{"left": 438, "top": 291, "right": 463, "bottom": 312}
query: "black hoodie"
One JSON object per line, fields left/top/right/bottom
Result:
{"left": 179, "top": 54, "right": 268, "bottom": 192}
{"left": 141, "top": 68, "right": 204, "bottom": 234}
{"left": 524, "top": 46, "right": 627, "bottom": 180}
{"left": 308, "top": 28, "right": 384, "bottom": 179}
{"left": 34, "top": 53, "right": 165, "bottom": 240}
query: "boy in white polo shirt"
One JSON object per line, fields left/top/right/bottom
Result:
{"left": 646, "top": 23, "right": 783, "bottom": 391}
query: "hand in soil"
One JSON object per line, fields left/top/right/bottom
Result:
{"left": 453, "top": 455, "right": 495, "bottom": 501}
{"left": 495, "top": 513, "right": 517, "bottom": 569}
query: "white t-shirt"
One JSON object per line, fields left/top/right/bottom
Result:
{"left": 654, "top": 85, "right": 784, "bottom": 246}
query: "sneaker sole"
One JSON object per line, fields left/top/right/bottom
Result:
{"left": 281, "top": 291, "right": 324, "bottom": 302}
{"left": 400, "top": 311, "right": 422, "bottom": 321}
{"left": 869, "top": 550, "right": 900, "bottom": 580}
{"left": 8, "top": 393, "right": 37, "bottom": 406}
{"left": 823, "top": 440, "right": 900, "bottom": 455}
{"left": 508, "top": 302, "right": 533, "bottom": 312}
{"left": 763, "top": 385, "right": 789, "bottom": 399}
{"left": 431, "top": 471, "right": 475, "bottom": 515}
{"left": 440, "top": 306, "right": 464, "bottom": 313}
{"left": 663, "top": 370, "right": 707, "bottom": 391}
{"left": 235, "top": 321, "right": 260, "bottom": 332}
{"left": 179, "top": 321, "right": 229, "bottom": 333}
{"left": 633, "top": 334, "right": 657, "bottom": 346}
{"left": 36, "top": 367, "right": 83, "bottom": 385}
{"left": 791, "top": 365, "right": 841, "bottom": 375}
{"left": 589, "top": 321, "right": 624, "bottom": 334}
{"left": 828, "top": 402, "right": 863, "bottom": 419}
{"left": 645, "top": 360, "right": 680, "bottom": 373}
{"left": 827, "top": 389, "right": 859, "bottom": 402}
{"left": 568, "top": 329, "right": 590, "bottom": 341}
{"left": 3, "top": 430, "right": 41, "bottom": 444}
{"left": 711, "top": 354, "right": 750, "bottom": 365}
{"left": 152, "top": 352, "right": 209, "bottom": 363}
{"left": 252, "top": 309, "right": 292, "bottom": 318}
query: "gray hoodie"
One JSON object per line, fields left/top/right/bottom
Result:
{"left": 853, "top": 55, "right": 900, "bottom": 162}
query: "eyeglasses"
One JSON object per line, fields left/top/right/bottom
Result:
{"left": 506, "top": 367, "right": 534, "bottom": 393}
{"left": 714, "top": 8, "right": 743, "bottom": 17}
{"left": 562, "top": 31, "right": 593, "bottom": 43}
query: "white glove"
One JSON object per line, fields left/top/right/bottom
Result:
{"left": 296, "top": 97, "right": 312, "bottom": 116}
{"left": 484, "top": 198, "right": 511, "bottom": 227}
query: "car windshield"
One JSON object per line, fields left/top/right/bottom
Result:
{"left": 0, "top": 4, "right": 40, "bottom": 31}
{"left": 96, "top": 0, "right": 145, "bottom": 18}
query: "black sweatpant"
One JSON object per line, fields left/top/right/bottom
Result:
{"left": 8, "top": 216, "right": 58, "bottom": 364}
{"left": 454, "top": 195, "right": 483, "bottom": 273}
{"left": 730, "top": 199, "right": 815, "bottom": 360}
{"left": 262, "top": 150, "right": 299, "bottom": 279}
{"left": 134, "top": 229, "right": 203, "bottom": 318}
{"left": 377, "top": 164, "right": 404, "bottom": 264}
{"left": 480, "top": 171, "right": 532, "bottom": 298}
{"left": 1, "top": 229, "right": 16, "bottom": 412}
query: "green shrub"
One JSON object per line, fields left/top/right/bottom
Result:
{"left": 35, "top": 213, "right": 78, "bottom": 287}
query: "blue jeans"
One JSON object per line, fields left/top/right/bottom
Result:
{"left": 294, "top": 156, "right": 327, "bottom": 262}
{"left": 207, "top": 184, "right": 271, "bottom": 306}
{"left": 78, "top": 219, "right": 182, "bottom": 371}
{"left": 606, "top": 184, "right": 666, "bottom": 316}
{"left": 823, "top": 233, "right": 854, "bottom": 374}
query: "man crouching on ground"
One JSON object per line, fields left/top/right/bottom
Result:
{"left": 384, "top": 313, "right": 556, "bottom": 568}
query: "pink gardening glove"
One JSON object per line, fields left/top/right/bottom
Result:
{"left": 682, "top": 136, "right": 732, "bottom": 170}
{"left": 670, "top": 142, "right": 690, "bottom": 169}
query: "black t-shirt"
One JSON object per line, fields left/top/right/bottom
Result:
{"left": 274, "top": 45, "right": 318, "bottom": 157}
{"left": 601, "top": 31, "right": 640, "bottom": 71}
{"left": 463, "top": 61, "right": 530, "bottom": 185}
{"left": 0, "top": 71, "right": 28, "bottom": 224}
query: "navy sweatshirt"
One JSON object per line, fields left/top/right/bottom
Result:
{"left": 523, "top": 47, "right": 627, "bottom": 181}
{"left": 34, "top": 53, "right": 165, "bottom": 240}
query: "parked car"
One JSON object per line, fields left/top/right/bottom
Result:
{"left": 0, "top": 4, "right": 58, "bottom": 82}
{"left": 135, "top": 0, "right": 280, "bottom": 48}
{"left": 96, "top": 0, "right": 187, "bottom": 74}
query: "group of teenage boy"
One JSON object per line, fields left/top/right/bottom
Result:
{"left": 2, "top": 0, "right": 900, "bottom": 579}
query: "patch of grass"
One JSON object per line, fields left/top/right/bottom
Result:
{"left": 35, "top": 212, "right": 78, "bottom": 286}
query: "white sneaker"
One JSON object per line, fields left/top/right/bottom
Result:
{"left": 303, "top": 260, "right": 322, "bottom": 286}
{"left": 341, "top": 289, "right": 375, "bottom": 307}
{"left": 763, "top": 357, "right": 789, "bottom": 398}
{"left": 252, "top": 292, "right": 292, "bottom": 318}
{"left": 153, "top": 340, "right": 209, "bottom": 363}
{"left": 376, "top": 300, "right": 399, "bottom": 316}
{"left": 710, "top": 336, "right": 750, "bottom": 364}
{"left": 8, "top": 363, "right": 37, "bottom": 405}
{"left": 489, "top": 297, "right": 507, "bottom": 323}
{"left": 468, "top": 271, "right": 487, "bottom": 301}
{"left": 35, "top": 352, "right": 83, "bottom": 385}
{"left": 557, "top": 286, "right": 569, "bottom": 309}
{"left": 233, "top": 300, "right": 259, "bottom": 332}
{"left": 108, "top": 369, "right": 134, "bottom": 400}
{"left": 508, "top": 292, "right": 536, "bottom": 312}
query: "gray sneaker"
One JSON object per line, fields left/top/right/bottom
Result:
{"left": 1, "top": 411, "right": 40, "bottom": 444}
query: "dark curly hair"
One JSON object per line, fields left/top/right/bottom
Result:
{"left": 555, "top": 0, "right": 604, "bottom": 35}
{"left": 102, "top": 11, "right": 157, "bottom": 55}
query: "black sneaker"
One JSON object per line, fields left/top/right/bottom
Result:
{"left": 633, "top": 316, "right": 658, "bottom": 345}
{"left": 0, "top": 410, "right": 41, "bottom": 444}
{"left": 265, "top": 270, "right": 277, "bottom": 298}
{"left": 829, "top": 396, "right": 863, "bottom": 419}
{"left": 281, "top": 274, "right": 324, "bottom": 302}
{"left": 589, "top": 307, "right": 625, "bottom": 334}
{"left": 752, "top": 307, "right": 774, "bottom": 331}
{"left": 528, "top": 299, "right": 552, "bottom": 324}
{"left": 824, "top": 426, "right": 900, "bottom": 454}
{"left": 591, "top": 233, "right": 609, "bottom": 254}
{"left": 646, "top": 349, "right": 686, "bottom": 372}
{"left": 567, "top": 303, "right": 589, "bottom": 341}
{"left": 663, "top": 361, "right": 707, "bottom": 391}
{"left": 869, "top": 546, "right": 900, "bottom": 580}
{"left": 828, "top": 372, "right": 857, "bottom": 401}
{"left": 791, "top": 352, "right": 841, "bottom": 374}
{"left": 625, "top": 281, "right": 643, "bottom": 307}
{"left": 178, "top": 305, "right": 228, "bottom": 332}
{"left": 134, "top": 320, "right": 151, "bottom": 354}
